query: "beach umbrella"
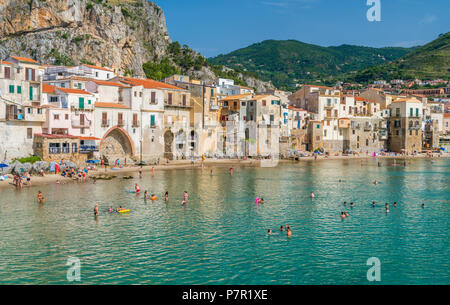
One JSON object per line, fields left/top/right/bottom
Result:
{"left": 86, "top": 159, "right": 100, "bottom": 164}
{"left": 0, "top": 163, "right": 8, "bottom": 175}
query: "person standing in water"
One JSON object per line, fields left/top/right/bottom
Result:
{"left": 310, "top": 192, "right": 315, "bottom": 198}
{"left": 135, "top": 183, "right": 140, "bottom": 193}
{"left": 287, "top": 228, "right": 292, "bottom": 237}
{"left": 181, "top": 191, "right": 188, "bottom": 205}
{"left": 152, "top": 167, "right": 155, "bottom": 176}
{"left": 164, "top": 192, "right": 169, "bottom": 202}
{"left": 94, "top": 204, "right": 99, "bottom": 216}
{"left": 139, "top": 167, "right": 143, "bottom": 179}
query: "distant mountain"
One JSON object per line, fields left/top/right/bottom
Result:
{"left": 345, "top": 32, "right": 450, "bottom": 84}
{"left": 208, "top": 39, "right": 413, "bottom": 89}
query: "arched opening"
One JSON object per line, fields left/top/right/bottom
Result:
{"left": 164, "top": 130, "right": 174, "bottom": 160}
{"left": 100, "top": 127, "right": 134, "bottom": 163}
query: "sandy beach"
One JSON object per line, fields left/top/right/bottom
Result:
{"left": 0, "top": 153, "right": 448, "bottom": 190}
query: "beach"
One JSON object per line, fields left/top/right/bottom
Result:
{"left": 1, "top": 153, "right": 448, "bottom": 190}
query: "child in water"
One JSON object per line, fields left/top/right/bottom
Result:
{"left": 164, "top": 192, "right": 169, "bottom": 202}
{"left": 181, "top": 191, "right": 188, "bottom": 205}
{"left": 108, "top": 206, "right": 113, "bottom": 213}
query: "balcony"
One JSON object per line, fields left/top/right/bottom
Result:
{"left": 101, "top": 119, "right": 110, "bottom": 128}
{"left": 132, "top": 120, "right": 140, "bottom": 128}
{"left": 79, "top": 145, "right": 99, "bottom": 153}
{"left": 71, "top": 119, "right": 91, "bottom": 128}
{"left": 117, "top": 120, "right": 126, "bottom": 128}
{"left": 364, "top": 125, "right": 372, "bottom": 131}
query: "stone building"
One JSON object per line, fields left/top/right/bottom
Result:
{"left": 33, "top": 133, "right": 88, "bottom": 164}
{"left": 388, "top": 98, "right": 423, "bottom": 153}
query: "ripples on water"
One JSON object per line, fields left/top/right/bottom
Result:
{"left": 0, "top": 159, "right": 449, "bottom": 284}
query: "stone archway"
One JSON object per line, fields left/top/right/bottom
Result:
{"left": 100, "top": 127, "right": 134, "bottom": 163}
{"left": 164, "top": 130, "right": 174, "bottom": 160}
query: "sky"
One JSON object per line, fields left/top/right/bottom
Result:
{"left": 155, "top": 0, "right": 450, "bottom": 58}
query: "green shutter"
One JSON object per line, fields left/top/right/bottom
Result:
{"left": 79, "top": 97, "right": 85, "bottom": 109}
{"left": 29, "top": 86, "right": 33, "bottom": 100}
{"left": 410, "top": 108, "right": 413, "bottom": 116}
{"left": 9, "top": 85, "right": 14, "bottom": 93}
{"left": 416, "top": 108, "right": 419, "bottom": 117}
{"left": 17, "top": 86, "right": 22, "bottom": 94}
{"left": 150, "top": 115, "right": 155, "bottom": 127}
{"left": 88, "top": 100, "right": 91, "bottom": 105}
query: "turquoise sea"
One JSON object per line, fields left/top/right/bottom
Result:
{"left": 0, "top": 158, "right": 448, "bottom": 284}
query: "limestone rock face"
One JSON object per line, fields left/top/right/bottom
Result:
{"left": 0, "top": 0, "right": 170, "bottom": 77}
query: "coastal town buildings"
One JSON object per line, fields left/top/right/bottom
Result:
{"left": 1, "top": 54, "right": 449, "bottom": 164}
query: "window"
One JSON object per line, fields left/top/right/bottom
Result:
{"left": 88, "top": 100, "right": 91, "bottom": 105}
{"left": 241, "top": 102, "right": 246, "bottom": 106}
{"left": 151, "top": 92, "right": 156, "bottom": 104}
{"left": 65, "top": 114, "right": 69, "bottom": 120}
{"left": 134, "top": 91, "right": 137, "bottom": 97}
{"left": 139, "top": 92, "right": 142, "bottom": 97}
{"left": 9, "top": 85, "right": 14, "bottom": 93}
{"left": 133, "top": 114, "right": 138, "bottom": 127}
{"left": 150, "top": 115, "right": 155, "bottom": 127}
{"left": 316, "top": 124, "right": 320, "bottom": 129}
{"left": 396, "top": 108, "right": 400, "bottom": 117}
{"left": 324, "top": 130, "right": 327, "bottom": 137}
{"left": 17, "top": 86, "right": 22, "bottom": 94}
{"left": 410, "top": 108, "right": 413, "bottom": 117}
{"left": 366, "top": 139, "right": 369, "bottom": 146}
{"left": 37, "top": 108, "right": 42, "bottom": 114}
{"left": 71, "top": 143, "right": 77, "bottom": 153}
{"left": 416, "top": 108, "right": 419, "bottom": 117}
{"left": 415, "top": 130, "right": 418, "bottom": 136}
{"left": 234, "top": 101, "right": 237, "bottom": 107}
{"left": 49, "top": 143, "right": 60, "bottom": 154}
{"left": 262, "top": 100, "right": 266, "bottom": 106}
{"left": 102, "top": 112, "right": 107, "bottom": 125}
{"left": 409, "top": 130, "right": 412, "bottom": 136}
{"left": 54, "top": 114, "right": 60, "bottom": 120}
{"left": 80, "top": 128, "right": 85, "bottom": 135}
{"left": 182, "top": 95, "right": 186, "bottom": 106}
{"left": 78, "top": 97, "right": 85, "bottom": 109}
{"left": 168, "top": 93, "right": 173, "bottom": 104}
{"left": 4, "top": 67, "right": 11, "bottom": 79}
{"left": 62, "top": 143, "right": 70, "bottom": 154}
{"left": 29, "top": 86, "right": 33, "bottom": 100}
{"left": 27, "top": 108, "right": 32, "bottom": 114}
{"left": 95, "top": 72, "right": 99, "bottom": 77}
{"left": 27, "top": 128, "right": 32, "bottom": 139}
{"left": 50, "top": 96, "right": 58, "bottom": 103}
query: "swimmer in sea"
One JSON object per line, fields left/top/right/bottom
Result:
{"left": 343, "top": 201, "right": 347, "bottom": 206}
{"left": 372, "top": 201, "right": 376, "bottom": 207}
{"left": 37, "top": 191, "right": 44, "bottom": 204}
{"left": 350, "top": 202, "right": 354, "bottom": 208}
{"left": 181, "top": 191, "right": 188, "bottom": 205}
{"left": 421, "top": 203, "right": 425, "bottom": 208}
{"left": 310, "top": 192, "right": 315, "bottom": 198}
{"left": 341, "top": 212, "right": 346, "bottom": 218}
{"left": 94, "top": 204, "right": 99, "bottom": 216}
{"left": 164, "top": 191, "right": 169, "bottom": 202}
{"left": 393, "top": 202, "right": 397, "bottom": 207}
{"left": 287, "top": 228, "right": 292, "bottom": 237}
{"left": 286, "top": 224, "right": 290, "bottom": 232}
{"left": 144, "top": 190, "right": 148, "bottom": 200}
{"left": 259, "top": 198, "right": 264, "bottom": 204}
{"left": 151, "top": 194, "right": 157, "bottom": 202}
{"left": 108, "top": 206, "right": 113, "bottom": 213}
{"left": 135, "top": 183, "right": 141, "bottom": 193}
{"left": 385, "top": 203, "right": 389, "bottom": 213}
{"left": 268, "top": 229, "right": 272, "bottom": 235}
{"left": 373, "top": 180, "right": 378, "bottom": 185}
{"left": 210, "top": 169, "right": 213, "bottom": 176}
{"left": 344, "top": 211, "right": 349, "bottom": 217}
{"left": 280, "top": 225, "right": 285, "bottom": 231}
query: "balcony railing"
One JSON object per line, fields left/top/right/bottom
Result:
{"left": 71, "top": 119, "right": 91, "bottom": 128}
{"left": 101, "top": 119, "right": 110, "bottom": 128}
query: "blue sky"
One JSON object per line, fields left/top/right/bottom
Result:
{"left": 155, "top": 0, "right": 450, "bottom": 58}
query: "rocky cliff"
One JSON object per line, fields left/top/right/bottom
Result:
{"left": 0, "top": 0, "right": 273, "bottom": 90}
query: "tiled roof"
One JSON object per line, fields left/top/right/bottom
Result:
{"left": 94, "top": 102, "right": 130, "bottom": 109}
{"left": 56, "top": 87, "right": 93, "bottom": 95}
{"left": 79, "top": 136, "right": 101, "bottom": 141}
{"left": 10, "top": 56, "right": 39, "bottom": 64}
{"left": 220, "top": 93, "right": 252, "bottom": 101}
{"left": 0, "top": 61, "right": 14, "bottom": 66}
{"left": 35, "top": 133, "right": 79, "bottom": 139}
{"left": 42, "top": 83, "right": 57, "bottom": 94}
{"left": 288, "top": 105, "right": 306, "bottom": 111}
{"left": 82, "top": 64, "right": 113, "bottom": 72}
{"left": 121, "top": 77, "right": 184, "bottom": 90}
{"left": 92, "top": 80, "right": 129, "bottom": 87}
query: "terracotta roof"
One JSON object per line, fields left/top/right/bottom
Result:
{"left": 444, "top": 113, "right": 450, "bottom": 118}
{"left": 220, "top": 93, "right": 252, "bottom": 101}
{"left": 40, "top": 104, "right": 58, "bottom": 108}
{"left": 79, "top": 136, "right": 100, "bottom": 141}
{"left": 42, "top": 83, "right": 57, "bottom": 94}
{"left": 392, "top": 98, "right": 422, "bottom": 104}
{"left": 92, "top": 80, "right": 129, "bottom": 87}
{"left": 35, "top": 133, "right": 79, "bottom": 139}
{"left": 56, "top": 87, "right": 93, "bottom": 95}
{"left": 288, "top": 105, "right": 306, "bottom": 111}
{"left": 355, "top": 96, "right": 377, "bottom": 103}
{"left": 82, "top": 64, "right": 113, "bottom": 72}
{"left": 94, "top": 102, "right": 130, "bottom": 109}
{"left": 10, "top": 56, "right": 39, "bottom": 64}
{"left": 0, "top": 61, "right": 14, "bottom": 66}
{"left": 120, "top": 77, "right": 184, "bottom": 90}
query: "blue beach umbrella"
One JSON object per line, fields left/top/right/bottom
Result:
{"left": 86, "top": 159, "right": 100, "bottom": 164}
{"left": 0, "top": 163, "right": 8, "bottom": 175}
